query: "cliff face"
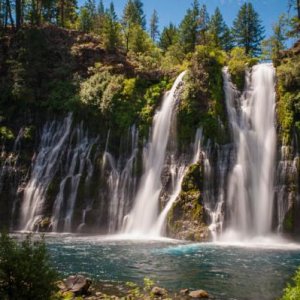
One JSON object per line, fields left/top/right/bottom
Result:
{"left": 1, "top": 27, "right": 300, "bottom": 241}
{"left": 275, "top": 41, "right": 300, "bottom": 235}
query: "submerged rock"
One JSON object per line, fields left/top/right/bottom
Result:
{"left": 189, "top": 289, "right": 209, "bottom": 298}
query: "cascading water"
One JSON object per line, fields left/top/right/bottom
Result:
{"left": 223, "top": 63, "right": 277, "bottom": 238}
{"left": 122, "top": 71, "right": 186, "bottom": 236}
{"left": 102, "top": 126, "right": 139, "bottom": 233}
{"left": 51, "top": 123, "right": 96, "bottom": 232}
{"left": 20, "top": 114, "right": 73, "bottom": 231}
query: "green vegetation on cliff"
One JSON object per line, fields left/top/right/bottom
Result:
{"left": 167, "top": 162, "right": 210, "bottom": 241}
{"left": 178, "top": 45, "right": 228, "bottom": 146}
{"left": 276, "top": 42, "right": 300, "bottom": 145}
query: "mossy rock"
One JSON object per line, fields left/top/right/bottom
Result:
{"left": 283, "top": 207, "right": 295, "bottom": 232}
{"left": 167, "top": 162, "right": 210, "bottom": 241}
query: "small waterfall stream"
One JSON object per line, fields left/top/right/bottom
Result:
{"left": 122, "top": 71, "right": 186, "bottom": 236}
{"left": 223, "top": 63, "right": 277, "bottom": 238}
{"left": 20, "top": 114, "right": 73, "bottom": 231}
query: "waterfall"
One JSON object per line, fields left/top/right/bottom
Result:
{"left": 223, "top": 63, "right": 277, "bottom": 238}
{"left": 122, "top": 71, "right": 186, "bottom": 235}
{"left": 20, "top": 114, "right": 73, "bottom": 231}
{"left": 51, "top": 123, "right": 96, "bottom": 232}
{"left": 102, "top": 126, "right": 139, "bottom": 233}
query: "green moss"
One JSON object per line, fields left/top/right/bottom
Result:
{"left": 0, "top": 126, "right": 14, "bottom": 140}
{"left": 167, "top": 162, "right": 209, "bottom": 241}
{"left": 283, "top": 207, "right": 295, "bottom": 232}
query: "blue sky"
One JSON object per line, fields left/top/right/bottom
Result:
{"left": 82, "top": 0, "right": 293, "bottom": 39}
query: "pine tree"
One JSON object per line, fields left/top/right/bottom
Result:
{"left": 102, "top": 2, "right": 120, "bottom": 52}
{"left": 133, "top": 0, "right": 145, "bottom": 29}
{"left": 97, "top": 0, "right": 104, "bottom": 15}
{"left": 57, "top": 0, "right": 77, "bottom": 28}
{"left": 159, "top": 23, "right": 178, "bottom": 51}
{"left": 232, "top": 2, "right": 265, "bottom": 55}
{"left": 122, "top": 0, "right": 146, "bottom": 52}
{"left": 150, "top": 9, "right": 159, "bottom": 42}
{"left": 198, "top": 4, "right": 209, "bottom": 44}
{"left": 208, "top": 7, "right": 232, "bottom": 51}
{"left": 179, "top": 0, "right": 200, "bottom": 54}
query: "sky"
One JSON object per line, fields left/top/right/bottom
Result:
{"left": 80, "top": 0, "right": 294, "bottom": 40}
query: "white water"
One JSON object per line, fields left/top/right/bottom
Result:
{"left": 103, "top": 126, "right": 139, "bottom": 233}
{"left": 20, "top": 114, "right": 73, "bottom": 230}
{"left": 122, "top": 72, "right": 186, "bottom": 235}
{"left": 223, "top": 63, "right": 277, "bottom": 239}
{"left": 51, "top": 123, "right": 95, "bottom": 232}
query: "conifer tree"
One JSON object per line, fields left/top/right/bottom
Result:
{"left": 208, "top": 7, "right": 233, "bottom": 51}
{"left": 102, "top": 2, "right": 120, "bottom": 52}
{"left": 179, "top": 0, "right": 200, "bottom": 54}
{"left": 232, "top": 2, "right": 265, "bottom": 55}
{"left": 150, "top": 9, "right": 159, "bottom": 42}
{"left": 198, "top": 4, "right": 209, "bottom": 44}
{"left": 159, "top": 23, "right": 178, "bottom": 51}
{"left": 122, "top": 0, "right": 146, "bottom": 52}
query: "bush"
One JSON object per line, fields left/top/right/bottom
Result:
{"left": 228, "top": 47, "right": 250, "bottom": 91}
{"left": 0, "top": 232, "right": 58, "bottom": 300}
{"left": 277, "top": 55, "right": 300, "bottom": 144}
{"left": 281, "top": 267, "right": 300, "bottom": 300}
{"left": 178, "top": 45, "right": 228, "bottom": 146}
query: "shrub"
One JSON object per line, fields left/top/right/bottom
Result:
{"left": 281, "top": 267, "right": 300, "bottom": 300}
{"left": 0, "top": 232, "right": 58, "bottom": 300}
{"left": 178, "top": 45, "right": 228, "bottom": 146}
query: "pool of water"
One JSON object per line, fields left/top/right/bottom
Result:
{"left": 21, "top": 234, "right": 300, "bottom": 300}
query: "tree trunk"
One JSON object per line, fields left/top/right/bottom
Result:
{"left": 6, "top": 0, "right": 14, "bottom": 29}
{"left": 61, "top": 0, "right": 65, "bottom": 27}
{"left": 297, "top": 0, "right": 300, "bottom": 19}
{"left": 16, "top": 0, "right": 21, "bottom": 29}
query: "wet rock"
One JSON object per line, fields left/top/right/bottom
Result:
{"left": 180, "top": 288, "right": 189, "bottom": 295}
{"left": 189, "top": 289, "right": 209, "bottom": 298}
{"left": 151, "top": 286, "right": 168, "bottom": 297}
{"left": 60, "top": 274, "right": 92, "bottom": 295}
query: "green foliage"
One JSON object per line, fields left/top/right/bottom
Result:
{"left": 78, "top": 7, "right": 94, "bottom": 32}
{"left": 232, "top": 2, "right": 265, "bottom": 56}
{"left": 178, "top": 45, "right": 227, "bottom": 146}
{"left": 281, "top": 267, "right": 300, "bottom": 300}
{"left": 143, "top": 277, "right": 154, "bottom": 292}
{"left": 101, "top": 3, "right": 121, "bottom": 52}
{"left": 277, "top": 54, "right": 300, "bottom": 144}
{"left": 227, "top": 47, "right": 258, "bottom": 91}
{"left": 208, "top": 7, "right": 233, "bottom": 51}
{"left": 159, "top": 23, "right": 178, "bottom": 52}
{"left": 0, "top": 126, "right": 14, "bottom": 140}
{"left": 0, "top": 232, "right": 58, "bottom": 300}
{"left": 178, "top": 1, "right": 200, "bottom": 54}
{"left": 227, "top": 47, "right": 247, "bottom": 91}
{"left": 80, "top": 64, "right": 167, "bottom": 135}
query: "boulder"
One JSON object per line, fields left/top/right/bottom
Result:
{"left": 151, "top": 286, "right": 168, "bottom": 297}
{"left": 189, "top": 289, "right": 209, "bottom": 299}
{"left": 61, "top": 274, "right": 92, "bottom": 295}
{"left": 180, "top": 288, "right": 190, "bottom": 295}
